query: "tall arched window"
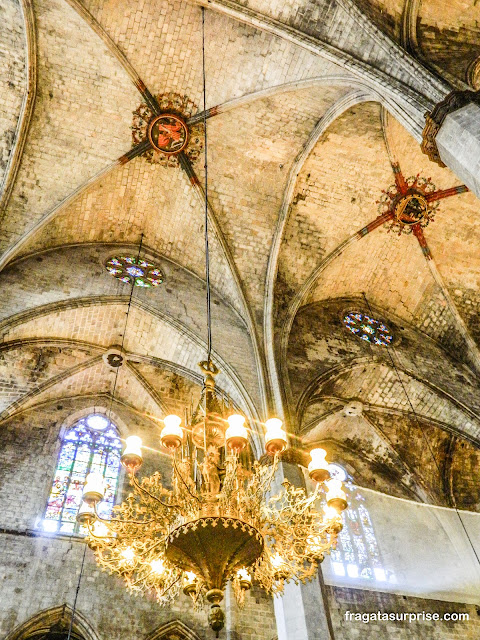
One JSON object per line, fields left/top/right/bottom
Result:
{"left": 42, "top": 414, "right": 122, "bottom": 535}
{"left": 328, "top": 464, "right": 395, "bottom": 583}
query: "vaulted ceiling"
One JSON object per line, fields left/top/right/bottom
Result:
{"left": 1, "top": 0, "right": 479, "bottom": 511}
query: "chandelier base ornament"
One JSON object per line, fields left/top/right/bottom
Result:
{"left": 165, "top": 517, "right": 264, "bottom": 591}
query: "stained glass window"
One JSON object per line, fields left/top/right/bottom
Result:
{"left": 105, "top": 255, "right": 164, "bottom": 288}
{"left": 328, "top": 464, "right": 395, "bottom": 583}
{"left": 42, "top": 414, "right": 122, "bottom": 535}
{"left": 343, "top": 312, "right": 393, "bottom": 346}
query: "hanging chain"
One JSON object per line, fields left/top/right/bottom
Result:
{"left": 202, "top": 7, "right": 212, "bottom": 364}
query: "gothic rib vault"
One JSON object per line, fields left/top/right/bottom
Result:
{"left": 1, "top": 0, "right": 480, "bottom": 572}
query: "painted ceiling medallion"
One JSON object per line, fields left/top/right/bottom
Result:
{"left": 148, "top": 113, "right": 188, "bottom": 154}
{"left": 132, "top": 93, "right": 203, "bottom": 167}
{"left": 105, "top": 256, "right": 164, "bottom": 288}
{"left": 378, "top": 173, "right": 438, "bottom": 235}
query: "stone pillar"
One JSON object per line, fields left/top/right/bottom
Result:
{"left": 421, "top": 90, "right": 480, "bottom": 197}
{"left": 272, "top": 462, "right": 335, "bottom": 640}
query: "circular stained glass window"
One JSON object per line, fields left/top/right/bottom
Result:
{"left": 105, "top": 256, "right": 164, "bottom": 288}
{"left": 343, "top": 312, "right": 393, "bottom": 346}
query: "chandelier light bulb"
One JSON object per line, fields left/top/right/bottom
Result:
{"left": 226, "top": 414, "right": 248, "bottom": 451}
{"left": 326, "top": 478, "right": 348, "bottom": 512}
{"left": 183, "top": 571, "right": 198, "bottom": 596}
{"left": 270, "top": 553, "right": 285, "bottom": 569}
{"left": 308, "top": 448, "right": 331, "bottom": 483}
{"left": 323, "top": 505, "right": 340, "bottom": 520}
{"left": 121, "top": 435, "right": 143, "bottom": 472}
{"left": 76, "top": 501, "right": 96, "bottom": 525}
{"left": 161, "top": 414, "right": 183, "bottom": 450}
{"left": 264, "top": 418, "right": 287, "bottom": 455}
{"left": 306, "top": 534, "right": 325, "bottom": 563}
{"left": 150, "top": 559, "right": 165, "bottom": 575}
{"left": 237, "top": 568, "right": 252, "bottom": 591}
{"left": 270, "top": 553, "right": 288, "bottom": 579}
{"left": 121, "top": 547, "right": 135, "bottom": 562}
{"left": 92, "top": 521, "right": 110, "bottom": 538}
{"left": 82, "top": 472, "right": 105, "bottom": 505}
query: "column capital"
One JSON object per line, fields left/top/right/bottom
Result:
{"left": 421, "top": 89, "right": 480, "bottom": 166}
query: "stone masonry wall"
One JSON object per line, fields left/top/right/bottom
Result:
{"left": 327, "top": 585, "right": 480, "bottom": 639}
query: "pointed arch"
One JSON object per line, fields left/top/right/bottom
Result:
{"left": 4, "top": 605, "right": 100, "bottom": 640}
{"left": 145, "top": 620, "right": 202, "bottom": 640}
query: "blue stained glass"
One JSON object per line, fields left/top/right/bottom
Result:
{"left": 126, "top": 266, "right": 144, "bottom": 277}
{"left": 343, "top": 312, "right": 393, "bottom": 347}
{"left": 43, "top": 415, "right": 121, "bottom": 535}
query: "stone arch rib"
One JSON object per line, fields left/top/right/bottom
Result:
{"left": 145, "top": 619, "right": 202, "bottom": 640}
{"left": 4, "top": 605, "right": 100, "bottom": 640}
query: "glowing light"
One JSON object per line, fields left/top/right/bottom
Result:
{"left": 121, "top": 547, "right": 135, "bottom": 562}
{"left": 150, "top": 560, "right": 165, "bottom": 575}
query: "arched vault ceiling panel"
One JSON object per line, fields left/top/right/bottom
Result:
{"left": 1, "top": 303, "right": 256, "bottom": 413}
{"left": 0, "top": 0, "right": 139, "bottom": 255}
{"left": 417, "top": 0, "right": 480, "bottom": 86}
{"left": 80, "top": 0, "right": 345, "bottom": 101}
{"left": 0, "top": 244, "right": 258, "bottom": 405}
{"left": 0, "top": 343, "right": 96, "bottom": 413}
{"left": 361, "top": 410, "right": 454, "bottom": 505}
{"left": 0, "top": 0, "right": 26, "bottom": 195}
{"left": 276, "top": 102, "right": 393, "bottom": 308}
{"left": 201, "top": 0, "right": 441, "bottom": 103}
{"left": 129, "top": 363, "right": 203, "bottom": 417}
{"left": 0, "top": 359, "right": 166, "bottom": 420}
{"left": 302, "top": 362, "right": 480, "bottom": 444}
{"left": 306, "top": 227, "right": 433, "bottom": 327}
{"left": 301, "top": 410, "right": 430, "bottom": 501}
{"left": 287, "top": 301, "right": 480, "bottom": 439}
{"left": 206, "top": 84, "right": 351, "bottom": 315}
{"left": 384, "top": 113, "right": 480, "bottom": 352}
{"left": 350, "top": 0, "right": 403, "bottom": 41}
{"left": 16, "top": 158, "right": 243, "bottom": 314}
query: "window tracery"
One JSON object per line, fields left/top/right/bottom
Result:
{"left": 343, "top": 311, "right": 393, "bottom": 346}
{"left": 43, "top": 414, "right": 122, "bottom": 535}
{"left": 328, "top": 464, "right": 395, "bottom": 583}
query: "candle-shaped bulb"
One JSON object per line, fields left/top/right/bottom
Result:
{"left": 326, "top": 478, "right": 347, "bottom": 512}
{"left": 82, "top": 472, "right": 105, "bottom": 505}
{"left": 264, "top": 418, "right": 287, "bottom": 455}
{"left": 161, "top": 414, "right": 183, "bottom": 451}
{"left": 121, "top": 435, "right": 143, "bottom": 472}
{"left": 226, "top": 414, "right": 248, "bottom": 452}
{"left": 308, "top": 448, "right": 330, "bottom": 483}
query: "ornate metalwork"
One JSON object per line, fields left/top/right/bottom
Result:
{"left": 378, "top": 174, "right": 439, "bottom": 235}
{"left": 105, "top": 256, "right": 164, "bottom": 288}
{"left": 132, "top": 92, "right": 204, "bottom": 167}
{"left": 80, "top": 363, "right": 343, "bottom": 636}
{"left": 421, "top": 89, "right": 480, "bottom": 167}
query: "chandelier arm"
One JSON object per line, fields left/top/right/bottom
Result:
{"left": 257, "top": 452, "right": 280, "bottom": 495}
{"left": 130, "top": 472, "right": 182, "bottom": 510}
{"left": 173, "top": 453, "right": 202, "bottom": 504}
{"left": 92, "top": 501, "right": 158, "bottom": 526}
{"left": 134, "top": 573, "right": 182, "bottom": 595}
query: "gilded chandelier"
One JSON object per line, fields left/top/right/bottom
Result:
{"left": 76, "top": 360, "right": 347, "bottom": 635}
